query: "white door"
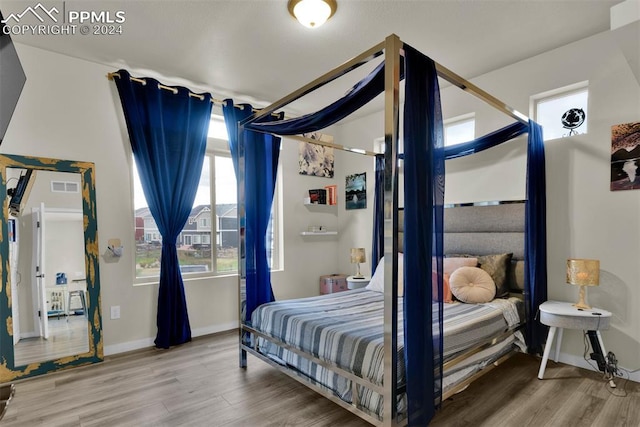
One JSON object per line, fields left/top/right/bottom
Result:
{"left": 32, "top": 203, "right": 49, "bottom": 340}
{"left": 9, "top": 218, "right": 20, "bottom": 344}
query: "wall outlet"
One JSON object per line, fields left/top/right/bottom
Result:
{"left": 110, "top": 305, "right": 120, "bottom": 320}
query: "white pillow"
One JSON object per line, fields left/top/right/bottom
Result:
{"left": 365, "top": 253, "right": 404, "bottom": 295}
{"left": 449, "top": 266, "right": 496, "bottom": 303}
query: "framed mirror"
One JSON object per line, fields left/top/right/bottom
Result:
{"left": 0, "top": 154, "right": 103, "bottom": 382}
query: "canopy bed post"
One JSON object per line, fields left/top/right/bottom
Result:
{"left": 382, "top": 33, "right": 402, "bottom": 427}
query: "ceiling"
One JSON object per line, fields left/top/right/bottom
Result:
{"left": 1, "top": 0, "right": 621, "bottom": 116}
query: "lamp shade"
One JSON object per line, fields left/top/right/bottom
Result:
{"left": 350, "top": 248, "right": 366, "bottom": 264}
{"left": 566, "top": 259, "right": 600, "bottom": 286}
{"left": 288, "top": 0, "right": 337, "bottom": 28}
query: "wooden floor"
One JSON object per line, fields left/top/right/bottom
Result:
{"left": 2, "top": 330, "right": 638, "bottom": 426}
{"left": 14, "top": 315, "right": 89, "bottom": 366}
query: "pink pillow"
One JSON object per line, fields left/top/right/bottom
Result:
{"left": 431, "top": 272, "right": 453, "bottom": 303}
{"left": 443, "top": 257, "right": 478, "bottom": 275}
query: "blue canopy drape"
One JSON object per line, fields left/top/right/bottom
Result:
{"left": 114, "top": 69, "right": 212, "bottom": 349}
{"left": 402, "top": 45, "right": 445, "bottom": 425}
{"left": 244, "top": 42, "right": 547, "bottom": 425}
{"left": 224, "top": 100, "right": 283, "bottom": 323}
{"left": 371, "top": 154, "right": 385, "bottom": 274}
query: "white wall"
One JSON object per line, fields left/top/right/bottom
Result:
{"left": 2, "top": 43, "right": 345, "bottom": 355}
{"left": 337, "top": 30, "right": 640, "bottom": 376}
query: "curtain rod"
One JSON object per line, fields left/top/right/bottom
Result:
{"left": 106, "top": 72, "right": 282, "bottom": 117}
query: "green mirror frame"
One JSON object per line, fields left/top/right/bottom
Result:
{"left": 0, "top": 154, "right": 103, "bottom": 382}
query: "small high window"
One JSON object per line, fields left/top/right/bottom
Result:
{"left": 444, "top": 114, "right": 475, "bottom": 147}
{"left": 532, "top": 82, "right": 588, "bottom": 141}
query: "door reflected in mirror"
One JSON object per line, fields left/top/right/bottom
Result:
{"left": 9, "top": 169, "right": 89, "bottom": 366}
{"left": 0, "top": 154, "right": 102, "bottom": 383}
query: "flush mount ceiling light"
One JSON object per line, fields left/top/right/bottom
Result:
{"left": 288, "top": 0, "right": 337, "bottom": 28}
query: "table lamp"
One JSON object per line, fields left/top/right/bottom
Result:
{"left": 350, "top": 248, "right": 366, "bottom": 279}
{"left": 566, "top": 259, "right": 599, "bottom": 309}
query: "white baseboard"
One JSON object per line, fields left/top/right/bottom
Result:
{"left": 103, "top": 321, "right": 239, "bottom": 356}
{"left": 558, "top": 352, "right": 640, "bottom": 383}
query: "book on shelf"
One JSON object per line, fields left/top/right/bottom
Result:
{"left": 308, "top": 188, "right": 327, "bottom": 204}
{"left": 324, "top": 185, "right": 337, "bottom": 205}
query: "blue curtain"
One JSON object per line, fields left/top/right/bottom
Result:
{"left": 402, "top": 45, "right": 445, "bottom": 426}
{"left": 371, "top": 154, "right": 385, "bottom": 274}
{"left": 223, "top": 100, "right": 283, "bottom": 323}
{"left": 114, "top": 69, "right": 212, "bottom": 349}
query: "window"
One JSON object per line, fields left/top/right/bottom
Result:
{"left": 532, "top": 82, "right": 588, "bottom": 141}
{"left": 444, "top": 114, "right": 475, "bottom": 147}
{"left": 132, "top": 114, "right": 281, "bottom": 282}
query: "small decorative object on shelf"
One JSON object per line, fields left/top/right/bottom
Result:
{"left": 324, "top": 185, "right": 337, "bottom": 205}
{"left": 308, "top": 188, "right": 327, "bottom": 204}
{"left": 561, "top": 108, "right": 586, "bottom": 136}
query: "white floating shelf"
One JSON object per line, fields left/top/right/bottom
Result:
{"left": 303, "top": 202, "right": 337, "bottom": 207}
{"left": 300, "top": 231, "right": 338, "bottom": 236}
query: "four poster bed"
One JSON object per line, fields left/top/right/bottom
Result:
{"left": 231, "top": 34, "right": 547, "bottom": 426}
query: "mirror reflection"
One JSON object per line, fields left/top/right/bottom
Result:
{"left": 8, "top": 168, "right": 89, "bottom": 366}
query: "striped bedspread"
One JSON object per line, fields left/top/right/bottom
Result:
{"left": 250, "top": 288, "right": 523, "bottom": 416}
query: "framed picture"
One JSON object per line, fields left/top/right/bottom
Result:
{"left": 345, "top": 172, "right": 366, "bottom": 210}
{"left": 298, "top": 132, "right": 334, "bottom": 178}
{"left": 611, "top": 122, "right": 640, "bottom": 191}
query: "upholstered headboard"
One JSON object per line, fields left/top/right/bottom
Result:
{"left": 398, "top": 201, "right": 525, "bottom": 291}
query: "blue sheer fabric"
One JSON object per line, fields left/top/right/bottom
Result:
{"left": 114, "top": 69, "right": 211, "bottom": 348}
{"left": 402, "top": 45, "right": 445, "bottom": 426}
{"left": 525, "top": 120, "right": 548, "bottom": 354}
{"left": 224, "top": 100, "right": 283, "bottom": 323}
{"left": 245, "top": 60, "right": 403, "bottom": 136}
{"left": 371, "top": 154, "right": 385, "bottom": 274}
{"left": 444, "top": 121, "right": 528, "bottom": 159}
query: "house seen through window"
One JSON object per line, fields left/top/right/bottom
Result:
{"left": 134, "top": 154, "right": 239, "bottom": 279}
{"left": 132, "top": 114, "right": 281, "bottom": 281}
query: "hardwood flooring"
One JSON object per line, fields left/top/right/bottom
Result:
{"left": 2, "top": 330, "right": 638, "bottom": 426}
{"left": 14, "top": 315, "right": 89, "bottom": 366}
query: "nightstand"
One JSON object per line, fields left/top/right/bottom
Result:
{"left": 537, "top": 300, "right": 612, "bottom": 379}
{"left": 346, "top": 276, "right": 370, "bottom": 290}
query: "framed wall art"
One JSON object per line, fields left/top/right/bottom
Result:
{"left": 298, "top": 132, "right": 334, "bottom": 178}
{"left": 611, "top": 122, "right": 640, "bottom": 191}
{"left": 345, "top": 172, "right": 366, "bottom": 210}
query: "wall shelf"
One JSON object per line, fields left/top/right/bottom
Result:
{"left": 300, "top": 231, "right": 338, "bottom": 236}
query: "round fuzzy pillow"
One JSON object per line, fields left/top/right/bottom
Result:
{"left": 449, "top": 266, "right": 496, "bottom": 303}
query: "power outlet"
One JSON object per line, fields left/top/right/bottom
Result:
{"left": 110, "top": 305, "right": 120, "bottom": 320}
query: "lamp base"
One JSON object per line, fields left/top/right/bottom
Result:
{"left": 573, "top": 285, "right": 592, "bottom": 310}
{"left": 352, "top": 275, "right": 365, "bottom": 279}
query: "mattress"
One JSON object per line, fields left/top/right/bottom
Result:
{"left": 250, "top": 288, "right": 524, "bottom": 418}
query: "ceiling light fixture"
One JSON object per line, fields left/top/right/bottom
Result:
{"left": 288, "top": 0, "right": 337, "bottom": 29}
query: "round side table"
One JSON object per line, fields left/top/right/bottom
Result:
{"left": 537, "top": 300, "right": 611, "bottom": 379}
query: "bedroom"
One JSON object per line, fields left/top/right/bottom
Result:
{"left": 0, "top": 0, "right": 638, "bottom": 425}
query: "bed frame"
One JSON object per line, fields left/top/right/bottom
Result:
{"left": 238, "top": 34, "right": 533, "bottom": 427}
{"left": 241, "top": 202, "right": 527, "bottom": 425}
